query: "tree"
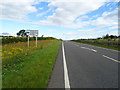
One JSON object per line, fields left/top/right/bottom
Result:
{"left": 118, "top": 35, "right": 120, "bottom": 39}
{"left": 97, "top": 37, "right": 102, "bottom": 39}
{"left": 17, "top": 29, "right": 28, "bottom": 37}
{"left": 109, "top": 35, "right": 117, "bottom": 39}
{"left": 41, "top": 35, "right": 44, "bottom": 37}
{"left": 103, "top": 34, "right": 109, "bottom": 39}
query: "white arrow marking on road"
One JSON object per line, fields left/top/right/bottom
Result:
{"left": 62, "top": 42, "right": 71, "bottom": 89}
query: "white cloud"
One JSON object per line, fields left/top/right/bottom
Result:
{"left": 38, "top": 1, "right": 105, "bottom": 26}
{"left": 62, "top": 28, "right": 111, "bottom": 40}
{"left": 64, "top": 32, "right": 77, "bottom": 35}
{"left": 37, "top": 0, "right": 118, "bottom": 29}
{"left": 36, "top": 8, "right": 53, "bottom": 17}
{"left": 1, "top": 0, "right": 118, "bottom": 40}
{"left": 1, "top": 0, "right": 118, "bottom": 29}
{"left": 109, "top": 26, "right": 118, "bottom": 30}
{"left": 108, "top": 30, "right": 118, "bottom": 35}
{"left": 91, "top": 8, "right": 118, "bottom": 27}
{"left": 0, "top": 0, "right": 37, "bottom": 21}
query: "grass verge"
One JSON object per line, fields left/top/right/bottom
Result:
{"left": 2, "top": 40, "right": 61, "bottom": 88}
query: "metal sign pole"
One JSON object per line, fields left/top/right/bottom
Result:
{"left": 36, "top": 34, "right": 37, "bottom": 47}
{"left": 28, "top": 33, "right": 30, "bottom": 47}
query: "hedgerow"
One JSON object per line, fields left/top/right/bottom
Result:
{"left": 71, "top": 39, "right": 119, "bottom": 49}
{"left": 2, "top": 37, "right": 56, "bottom": 44}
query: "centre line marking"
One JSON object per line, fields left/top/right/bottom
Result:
{"left": 81, "top": 47, "right": 90, "bottom": 50}
{"left": 81, "top": 47, "right": 97, "bottom": 52}
{"left": 62, "top": 42, "right": 71, "bottom": 89}
{"left": 91, "top": 49, "right": 97, "bottom": 52}
{"left": 103, "top": 55, "right": 120, "bottom": 63}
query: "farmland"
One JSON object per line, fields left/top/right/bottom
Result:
{"left": 2, "top": 37, "right": 61, "bottom": 88}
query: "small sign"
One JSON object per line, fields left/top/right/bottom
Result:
{"left": 25, "top": 30, "right": 39, "bottom": 47}
{"left": 26, "top": 30, "right": 38, "bottom": 37}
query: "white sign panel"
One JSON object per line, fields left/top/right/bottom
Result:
{"left": 26, "top": 30, "right": 38, "bottom": 37}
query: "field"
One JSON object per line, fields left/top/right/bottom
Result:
{"left": 2, "top": 39, "right": 61, "bottom": 88}
{"left": 71, "top": 39, "right": 119, "bottom": 51}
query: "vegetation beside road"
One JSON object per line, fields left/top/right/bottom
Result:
{"left": 2, "top": 40, "right": 61, "bottom": 88}
{"left": 2, "top": 37, "right": 57, "bottom": 44}
{"left": 71, "top": 34, "right": 119, "bottom": 51}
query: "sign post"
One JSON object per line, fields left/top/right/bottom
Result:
{"left": 26, "top": 31, "right": 30, "bottom": 47}
{"left": 36, "top": 34, "right": 38, "bottom": 47}
{"left": 28, "top": 34, "right": 29, "bottom": 47}
{"left": 25, "top": 30, "right": 38, "bottom": 47}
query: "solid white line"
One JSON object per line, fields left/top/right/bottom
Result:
{"left": 62, "top": 42, "right": 71, "bottom": 89}
{"left": 102, "top": 55, "right": 120, "bottom": 63}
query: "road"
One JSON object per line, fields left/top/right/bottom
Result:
{"left": 48, "top": 41, "right": 119, "bottom": 89}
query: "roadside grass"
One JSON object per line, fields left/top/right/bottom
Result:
{"left": 73, "top": 41, "right": 119, "bottom": 51}
{"left": 2, "top": 40, "right": 53, "bottom": 60}
{"left": 2, "top": 40, "right": 61, "bottom": 88}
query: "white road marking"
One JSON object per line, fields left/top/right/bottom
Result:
{"left": 62, "top": 42, "right": 71, "bottom": 89}
{"left": 81, "top": 47, "right": 91, "bottom": 50}
{"left": 91, "top": 49, "right": 97, "bottom": 52}
{"left": 102, "top": 55, "right": 120, "bottom": 63}
{"left": 81, "top": 47, "right": 97, "bottom": 52}
{"left": 79, "top": 43, "right": 119, "bottom": 52}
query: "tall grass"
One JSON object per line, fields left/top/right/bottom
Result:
{"left": 2, "top": 40, "right": 61, "bottom": 88}
{"left": 2, "top": 40, "right": 56, "bottom": 68}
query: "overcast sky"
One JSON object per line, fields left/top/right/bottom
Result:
{"left": 0, "top": 0, "right": 119, "bottom": 40}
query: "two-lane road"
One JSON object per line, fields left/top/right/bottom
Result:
{"left": 48, "top": 41, "right": 119, "bottom": 88}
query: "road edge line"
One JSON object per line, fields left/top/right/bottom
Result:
{"left": 62, "top": 42, "right": 71, "bottom": 89}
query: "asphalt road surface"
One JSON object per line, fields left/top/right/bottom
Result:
{"left": 48, "top": 41, "right": 119, "bottom": 89}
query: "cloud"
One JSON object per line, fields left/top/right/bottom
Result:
{"left": 109, "top": 26, "right": 118, "bottom": 30}
{"left": 64, "top": 32, "right": 77, "bottom": 35}
{"left": 0, "top": 0, "right": 37, "bottom": 21}
{"left": 108, "top": 30, "right": 118, "bottom": 35}
{"left": 36, "top": 0, "right": 118, "bottom": 29}
{"left": 91, "top": 8, "right": 118, "bottom": 28}
{"left": 1, "top": 0, "right": 118, "bottom": 29}
{"left": 38, "top": 1, "right": 105, "bottom": 26}
{"left": 36, "top": 8, "right": 53, "bottom": 17}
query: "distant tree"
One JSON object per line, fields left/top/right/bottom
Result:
{"left": 97, "top": 37, "right": 102, "bottom": 39}
{"left": 59, "top": 39, "right": 63, "bottom": 41}
{"left": 41, "top": 35, "right": 44, "bottom": 37}
{"left": 103, "top": 34, "right": 109, "bottom": 39}
{"left": 109, "top": 35, "right": 117, "bottom": 39}
{"left": 17, "top": 29, "right": 28, "bottom": 37}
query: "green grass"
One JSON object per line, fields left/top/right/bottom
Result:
{"left": 73, "top": 41, "right": 119, "bottom": 51}
{"left": 2, "top": 40, "right": 61, "bottom": 88}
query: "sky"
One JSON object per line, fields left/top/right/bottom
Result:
{"left": 0, "top": 0, "right": 119, "bottom": 40}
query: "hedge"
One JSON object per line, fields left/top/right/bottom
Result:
{"left": 2, "top": 37, "right": 56, "bottom": 44}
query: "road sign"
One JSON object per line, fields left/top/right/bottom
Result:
{"left": 25, "top": 30, "right": 39, "bottom": 47}
{"left": 26, "top": 30, "right": 38, "bottom": 37}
